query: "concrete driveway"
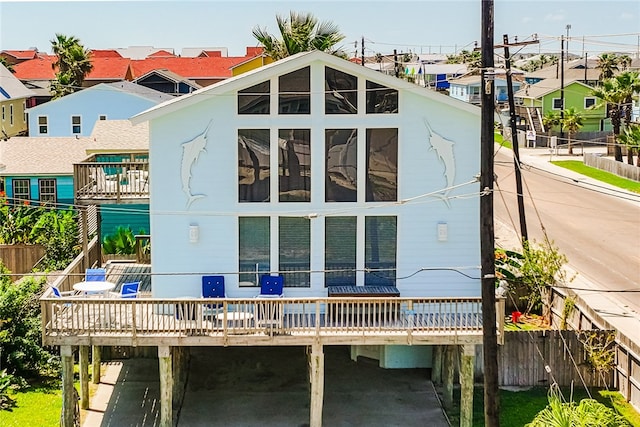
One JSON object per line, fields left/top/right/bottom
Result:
{"left": 85, "top": 346, "right": 449, "bottom": 427}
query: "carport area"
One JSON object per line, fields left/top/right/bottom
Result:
{"left": 87, "top": 346, "right": 449, "bottom": 426}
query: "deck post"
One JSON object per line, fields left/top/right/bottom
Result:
{"left": 92, "top": 345, "right": 101, "bottom": 384}
{"left": 460, "top": 344, "right": 475, "bottom": 427}
{"left": 309, "top": 342, "right": 324, "bottom": 427}
{"left": 158, "top": 346, "right": 173, "bottom": 427}
{"left": 443, "top": 345, "right": 455, "bottom": 410}
{"left": 432, "top": 345, "right": 443, "bottom": 383}
{"left": 79, "top": 345, "right": 89, "bottom": 409}
{"left": 61, "top": 345, "right": 75, "bottom": 427}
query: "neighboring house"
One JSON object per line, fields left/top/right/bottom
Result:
{"left": 0, "top": 63, "right": 35, "bottom": 138}
{"left": 0, "top": 120, "right": 150, "bottom": 238}
{"left": 525, "top": 57, "right": 600, "bottom": 86}
{"left": 449, "top": 76, "right": 522, "bottom": 105}
{"left": 26, "top": 81, "right": 172, "bottom": 136}
{"left": 0, "top": 49, "right": 39, "bottom": 66}
{"left": 514, "top": 78, "right": 608, "bottom": 133}
{"left": 133, "top": 68, "right": 201, "bottom": 95}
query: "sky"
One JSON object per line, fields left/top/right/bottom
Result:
{"left": 0, "top": 0, "right": 639, "bottom": 58}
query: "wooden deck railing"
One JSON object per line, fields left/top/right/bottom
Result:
{"left": 41, "top": 292, "right": 505, "bottom": 347}
{"left": 74, "top": 160, "right": 149, "bottom": 203}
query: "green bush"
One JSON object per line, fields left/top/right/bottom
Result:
{"left": 102, "top": 226, "right": 146, "bottom": 255}
{"left": 0, "top": 270, "right": 59, "bottom": 381}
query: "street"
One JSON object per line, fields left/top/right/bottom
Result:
{"left": 493, "top": 147, "right": 640, "bottom": 319}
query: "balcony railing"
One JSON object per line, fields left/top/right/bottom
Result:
{"left": 41, "top": 291, "right": 505, "bottom": 347}
{"left": 74, "top": 158, "right": 149, "bottom": 203}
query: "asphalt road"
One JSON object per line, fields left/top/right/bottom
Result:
{"left": 493, "top": 148, "right": 640, "bottom": 316}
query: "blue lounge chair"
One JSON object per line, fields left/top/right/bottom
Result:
{"left": 202, "top": 276, "right": 226, "bottom": 318}
{"left": 109, "top": 282, "right": 140, "bottom": 299}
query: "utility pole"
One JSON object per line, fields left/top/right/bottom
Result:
{"left": 560, "top": 35, "right": 565, "bottom": 141}
{"left": 361, "top": 36, "right": 365, "bottom": 66}
{"left": 480, "top": 1, "right": 500, "bottom": 426}
{"left": 393, "top": 49, "right": 399, "bottom": 78}
{"left": 503, "top": 34, "right": 529, "bottom": 243}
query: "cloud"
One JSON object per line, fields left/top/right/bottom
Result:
{"left": 544, "top": 12, "right": 565, "bottom": 22}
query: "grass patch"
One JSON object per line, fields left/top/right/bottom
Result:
{"left": 445, "top": 386, "right": 639, "bottom": 426}
{"left": 0, "top": 382, "right": 60, "bottom": 427}
{"left": 551, "top": 160, "right": 640, "bottom": 193}
{"left": 495, "top": 132, "right": 512, "bottom": 149}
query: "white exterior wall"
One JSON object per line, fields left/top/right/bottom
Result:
{"left": 144, "top": 55, "right": 481, "bottom": 299}
{"left": 27, "top": 85, "right": 159, "bottom": 136}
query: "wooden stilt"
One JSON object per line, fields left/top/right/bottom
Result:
{"left": 309, "top": 342, "right": 324, "bottom": 427}
{"left": 432, "top": 345, "right": 443, "bottom": 383}
{"left": 61, "top": 345, "right": 75, "bottom": 427}
{"left": 92, "top": 345, "right": 101, "bottom": 384}
{"left": 79, "top": 345, "right": 89, "bottom": 410}
{"left": 158, "top": 346, "right": 173, "bottom": 427}
{"left": 443, "top": 345, "right": 455, "bottom": 410}
{"left": 460, "top": 345, "right": 476, "bottom": 427}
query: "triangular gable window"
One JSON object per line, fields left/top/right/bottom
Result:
{"left": 366, "top": 81, "right": 398, "bottom": 114}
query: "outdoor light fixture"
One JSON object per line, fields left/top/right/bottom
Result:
{"left": 189, "top": 224, "right": 199, "bottom": 243}
{"left": 437, "top": 222, "right": 448, "bottom": 242}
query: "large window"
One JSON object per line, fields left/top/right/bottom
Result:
{"left": 325, "top": 67, "right": 357, "bottom": 114}
{"left": 279, "top": 129, "right": 311, "bottom": 202}
{"left": 38, "top": 178, "right": 56, "bottom": 205}
{"left": 238, "top": 129, "right": 270, "bottom": 202}
{"left": 279, "top": 67, "right": 310, "bottom": 114}
{"left": 38, "top": 116, "right": 48, "bottom": 134}
{"left": 71, "top": 116, "right": 81, "bottom": 134}
{"left": 12, "top": 179, "right": 30, "bottom": 203}
{"left": 325, "top": 129, "right": 357, "bottom": 202}
{"left": 325, "top": 217, "right": 356, "bottom": 286}
{"left": 366, "top": 128, "right": 398, "bottom": 202}
{"left": 365, "top": 216, "right": 397, "bottom": 286}
{"left": 279, "top": 217, "right": 310, "bottom": 287}
{"left": 239, "top": 217, "right": 270, "bottom": 286}
{"left": 366, "top": 81, "right": 398, "bottom": 113}
{"left": 238, "top": 81, "right": 270, "bottom": 114}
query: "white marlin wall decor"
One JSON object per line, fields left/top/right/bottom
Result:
{"left": 423, "top": 118, "right": 456, "bottom": 207}
{"left": 181, "top": 120, "right": 212, "bottom": 208}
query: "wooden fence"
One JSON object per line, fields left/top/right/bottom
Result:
{"left": 0, "top": 244, "right": 45, "bottom": 279}
{"left": 584, "top": 153, "right": 640, "bottom": 182}
{"left": 497, "top": 330, "right": 614, "bottom": 387}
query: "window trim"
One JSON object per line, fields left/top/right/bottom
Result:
{"left": 12, "top": 178, "right": 30, "bottom": 202}
{"left": 584, "top": 97, "right": 596, "bottom": 109}
{"left": 38, "top": 115, "right": 48, "bottom": 134}
{"left": 552, "top": 98, "right": 563, "bottom": 110}
{"left": 38, "top": 178, "right": 57, "bottom": 205}
{"left": 71, "top": 115, "right": 82, "bottom": 134}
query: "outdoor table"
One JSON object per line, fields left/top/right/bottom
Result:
{"left": 73, "top": 281, "right": 117, "bottom": 296}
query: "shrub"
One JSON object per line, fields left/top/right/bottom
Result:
{"left": 102, "top": 226, "right": 146, "bottom": 255}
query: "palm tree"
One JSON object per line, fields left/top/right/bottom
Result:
{"left": 49, "top": 33, "right": 92, "bottom": 98}
{"left": 252, "top": 11, "right": 345, "bottom": 60}
{"left": 592, "top": 71, "right": 640, "bottom": 162}
{"left": 618, "top": 54, "right": 632, "bottom": 71}
{"left": 596, "top": 53, "right": 619, "bottom": 80}
{"left": 542, "top": 111, "right": 561, "bottom": 145}
{"left": 618, "top": 124, "right": 640, "bottom": 166}
{"left": 562, "top": 107, "right": 583, "bottom": 155}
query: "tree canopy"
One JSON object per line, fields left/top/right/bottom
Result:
{"left": 50, "top": 33, "right": 93, "bottom": 98}
{"left": 252, "top": 11, "right": 346, "bottom": 60}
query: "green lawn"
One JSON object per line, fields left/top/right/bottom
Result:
{"left": 550, "top": 160, "right": 640, "bottom": 193}
{"left": 447, "top": 386, "right": 640, "bottom": 427}
{"left": 0, "top": 383, "right": 61, "bottom": 427}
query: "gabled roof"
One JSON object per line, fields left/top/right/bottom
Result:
{"left": 181, "top": 47, "right": 228, "bottom": 58}
{"left": 115, "top": 46, "right": 175, "bottom": 60}
{"left": 84, "top": 57, "right": 132, "bottom": 80}
{"left": 133, "top": 68, "right": 202, "bottom": 89}
{"left": 147, "top": 50, "right": 176, "bottom": 58}
{"left": 0, "top": 64, "right": 35, "bottom": 100}
{"left": 12, "top": 55, "right": 57, "bottom": 79}
{"left": 0, "top": 120, "right": 148, "bottom": 175}
{"left": 26, "top": 81, "right": 172, "bottom": 114}
{"left": 514, "top": 79, "right": 593, "bottom": 99}
{"left": 0, "top": 50, "right": 39, "bottom": 60}
{"left": 132, "top": 50, "right": 480, "bottom": 125}
{"left": 89, "top": 49, "right": 123, "bottom": 58}
{"left": 526, "top": 59, "right": 601, "bottom": 81}
{"left": 130, "top": 56, "right": 258, "bottom": 80}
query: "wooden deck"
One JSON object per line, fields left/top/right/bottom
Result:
{"left": 42, "top": 293, "right": 503, "bottom": 347}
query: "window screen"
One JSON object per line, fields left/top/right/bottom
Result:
{"left": 325, "top": 217, "right": 356, "bottom": 286}
{"left": 239, "top": 217, "right": 270, "bottom": 286}
{"left": 279, "top": 217, "right": 310, "bottom": 287}
{"left": 365, "top": 216, "right": 397, "bottom": 286}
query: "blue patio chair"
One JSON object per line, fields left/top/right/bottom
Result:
{"left": 50, "top": 286, "right": 77, "bottom": 298}
{"left": 85, "top": 268, "right": 106, "bottom": 282}
{"left": 202, "top": 276, "right": 226, "bottom": 318}
{"left": 109, "top": 282, "right": 140, "bottom": 299}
